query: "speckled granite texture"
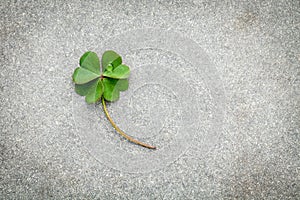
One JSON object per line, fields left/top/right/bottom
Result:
{"left": 1, "top": 0, "right": 299, "bottom": 199}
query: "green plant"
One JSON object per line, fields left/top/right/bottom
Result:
{"left": 72, "top": 51, "right": 156, "bottom": 149}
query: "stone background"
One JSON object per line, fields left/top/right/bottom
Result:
{"left": 1, "top": 0, "right": 299, "bottom": 199}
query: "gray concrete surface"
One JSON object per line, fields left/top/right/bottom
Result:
{"left": 1, "top": 0, "right": 299, "bottom": 199}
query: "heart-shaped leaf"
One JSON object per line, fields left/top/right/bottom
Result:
{"left": 102, "top": 78, "right": 129, "bottom": 101}
{"left": 72, "top": 67, "right": 101, "bottom": 84}
{"left": 73, "top": 52, "right": 101, "bottom": 84}
{"left": 80, "top": 51, "right": 101, "bottom": 74}
{"left": 103, "top": 64, "right": 130, "bottom": 79}
{"left": 85, "top": 79, "right": 104, "bottom": 103}
{"left": 75, "top": 79, "right": 99, "bottom": 96}
{"left": 75, "top": 79, "right": 104, "bottom": 103}
{"left": 102, "top": 50, "right": 122, "bottom": 71}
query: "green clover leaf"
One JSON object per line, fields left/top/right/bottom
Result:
{"left": 72, "top": 50, "right": 156, "bottom": 149}
{"left": 103, "top": 64, "right": 130, "bottom": 79}
{"left": 101, "top": 50, "right": 122, "bottom": 71}
{"left": 72, "top": 67, "right": 100, "bottom": 84}
{"left": 75, "top": 79, "right": 104, "bottom": 103}
{"left": 103, "top": 78, "right": 129, "bottom": 101}
{"left": 72, "top": 50, "right": 129, "bottom": 103}
{"left": 72, "top": 51, "right": 101, "bottom": 84}
{"left": 80, "top": 51, "right": 101, "bottom": 74}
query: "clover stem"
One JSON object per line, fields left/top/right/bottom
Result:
{"left": 101, "top": 97, "right": 156, "bottom": 149}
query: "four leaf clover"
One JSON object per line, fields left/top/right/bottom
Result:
{"left": 72, "top": 51, "right": 156, "bottom": 149}
{"left": 72, "top": 51, "right": 130, "bottom": 103}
